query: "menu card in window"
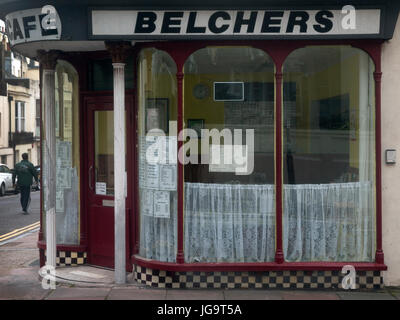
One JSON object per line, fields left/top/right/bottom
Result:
{"left": 153, "top": 191, "right": 170, "bottom": 218}
{"left": 141, "top": 190, "right": 154, "bottom": 217}
{"left": 159, "top": 165, "right": 177, "bottom": 191}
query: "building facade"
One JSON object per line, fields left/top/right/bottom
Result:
{"left": 1, "top": 0, "right": 400, "bottom": 288}
{"left": 0, "top": 23, "right": 40, "bottom": 169}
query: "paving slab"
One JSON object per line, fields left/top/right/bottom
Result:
{"left": 166, "top": 289, "right": 225, "bottom": 300}
{"left": 0, "top": 283, "right": 49, "bottom": 300}
{"left": 45, "top": 286, "right": 111, "bottom": 300}
{"left": 0, "top": 233, "right": 39, "bottom": 268}
{"left": 336, "top": 291, "right": 396, "bottom": 300}
{"left": 107, "top": 287, "right": 167, "bottom": 300}
{"left": 387, "top": 288, "right": 400, "bottom": 300}
{"left": 223, "top": 289, "right": 283, "bottom": 300}
{"left": 281, "top": 290, "right": 340, "bottom": 300}
{"left": 54, "top": 265, "right": 116, "bottom": 287}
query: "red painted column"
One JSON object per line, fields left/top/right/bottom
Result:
{"left": 275, "top": 67, "right": 284, "bottom": 264}
{"left": 374, "top": 69, "right": 384, "bottom": 264}
{"left": 39, "top": 65, "right": 45, "bottom": 267}
{"left": 176, "top": 71, "right": 185, "bottom": 264}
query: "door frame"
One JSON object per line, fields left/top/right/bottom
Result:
{"left": 82, "top": 93, "right": 134, "bottom": 271}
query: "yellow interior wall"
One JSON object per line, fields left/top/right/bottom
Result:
{"left": 183, "top": 72, "right": 275, "bottom": 128}
{"left": 288, "top": 53, "right": 362, "bottom": 169}
{"left": 140, "top": 49, "right": 369, "bottom": 172}
{"left": 95, "top": 111, "right": 114, "bottom": 155}
{"left": 138, "top": 73, "right": 178, "bottom": 136}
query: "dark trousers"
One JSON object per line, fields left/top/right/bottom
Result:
{"left": 20, "top": 186, "right": 31, "bottom": 212}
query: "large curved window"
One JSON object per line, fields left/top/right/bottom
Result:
{"left": 137, "top": 48, "right": 178, "bottom": 262}
{"left": 41, "top": 60, "right": 80, "bottom": 245}
{"left": 183, "top": 47, "right": 276, "bottom": 263}
{"left": 283, "top": 46, "right": 376, "bottom": 262}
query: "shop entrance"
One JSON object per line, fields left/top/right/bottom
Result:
{"left": 84, "top": 95, "right": 133, "bottom": 269}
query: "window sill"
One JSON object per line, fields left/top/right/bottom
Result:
{"left": 132, "top": 255, "right": 387, "bottom": 272}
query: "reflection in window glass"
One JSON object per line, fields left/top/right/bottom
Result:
{"left": 184, "top": 47, "right": 276, "bottom": 263}
{"left": 49, "top": 60, "right": 80, "bottom": 245}
{"left": 283, "top": 46, "right": 376, "bottom": 262}
{"left": 137, "top": 49, "right": 178, "bottom": 262}
{"left": 95, "top": 111, "right": 114, "bottom": 196}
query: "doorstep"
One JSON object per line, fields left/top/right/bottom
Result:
{"left": 39, "top": 265, "right": 136, "bottom": 288}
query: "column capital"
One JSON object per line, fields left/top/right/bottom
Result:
{"left": 37, "top": 50, "right": 61, "bottom": 70}
{"left": 106, "top": 41, "right": 132, "bottom": 64}
{"left": 374, "top": 71, "right": 382, "bottom": 83}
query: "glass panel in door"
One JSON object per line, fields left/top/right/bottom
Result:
{"left": 94, "top": 111, "right": 114, "bottom": 196}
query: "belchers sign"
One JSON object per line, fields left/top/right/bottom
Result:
{"left": 91, "top": 8, "right": 381, "bottom": 39}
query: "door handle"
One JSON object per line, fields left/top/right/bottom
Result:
{"left": 89, "top": 165, "right": 94, "bottom": 191}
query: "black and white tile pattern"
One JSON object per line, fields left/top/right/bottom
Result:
{"left": 133, "top": 265, "right": 383, "bottom": 290}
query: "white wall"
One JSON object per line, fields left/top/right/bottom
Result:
{"left": 11, "top": 53, "right": 21, "bottom": 77}
{"left": 381, "top": 13, "right": 400, "bottom": 286}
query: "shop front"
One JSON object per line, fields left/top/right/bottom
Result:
{"left": 1, "top": 0, "right": 399, "bottom": 288}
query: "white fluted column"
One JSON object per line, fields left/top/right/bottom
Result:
{"left": 107, "top": 41, "right": 131, "bottom": 284}
{"left": 113, "top": 62, "right": 126, "bottom": 284}
{"left": 38, "top": 50, "right": 59, "bottom": 269}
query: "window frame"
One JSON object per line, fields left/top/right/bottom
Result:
{"left": 132, "top": 39, "right": 385, "bottom": 271}
{"left": 15, "top": 101, "right": 25, "bottom": 133}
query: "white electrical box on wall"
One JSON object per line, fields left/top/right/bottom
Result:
{"left": 385, "top": 149, "right": 396, "bottom": 164}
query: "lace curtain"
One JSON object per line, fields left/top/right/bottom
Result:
{"left": 184, "top": 183, "right": 275, "bottom": 263}
{"left": 140, "top": 182, "right": 374, "bottom": 263}
{"left": 283, "top": 182, "right": 375, "bottom": 262}
{"left": 139, "top": 190, "right": 177, "bottom": 262}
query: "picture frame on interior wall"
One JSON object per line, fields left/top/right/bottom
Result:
{"left": 187, "top": 119, "right": 205, "bottom": 138}
{"left": 145, "top": 98, "right": 169, "bottom": 134}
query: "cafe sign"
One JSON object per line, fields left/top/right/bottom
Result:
{"left": 5, "top": 5, "right": 62, "bottom": 46}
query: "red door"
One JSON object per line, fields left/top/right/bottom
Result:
{"left": 84, "top": 95, "right": 132, "bottom": 269}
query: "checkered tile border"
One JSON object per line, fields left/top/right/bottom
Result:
{"left": 44, "top": 250, "right": 87, "bottom": 267}
{"left": 133, "top": 265, "right": 383, "bottom": 289}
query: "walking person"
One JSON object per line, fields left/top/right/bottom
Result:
{"left": 12, "top": 153, "right": 39, "bottom": 214}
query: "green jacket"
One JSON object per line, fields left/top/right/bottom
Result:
{"left": 12, "top": 160, "right": 38, "bottom": 187}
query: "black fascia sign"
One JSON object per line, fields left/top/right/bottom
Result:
{"left": 133, "top": 10, "right": 335, "bottom": 34}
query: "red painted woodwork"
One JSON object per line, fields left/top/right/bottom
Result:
{"left": 38, "top": 38, "right": 386, "bottom": 272}
{"left": 83, "top": 94, "right": 133, "bottom": 270}
{"left": 85, "top": 97, "right": 115, "bottom": 268}
{"left": 274, "top": 69, "right": 284, "bottom": 264}
{"left": 136, "top": 39, "right": 385, "bottom": 269}
{"left": 39, "top": 65, "right": 44, "bottom": 267}
{"left": 132, "top": 255, "right": 387, "bottom": 272}
{"left": 374, "top": 70, "right": 384, "bottom": 264}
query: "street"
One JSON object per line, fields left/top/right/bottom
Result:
{"left": 0, "top": 191, "right": 40, "bottom": 237}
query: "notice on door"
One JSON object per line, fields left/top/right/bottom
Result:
{"left": 96, "top": 182, "right": 107, "bottom": 195}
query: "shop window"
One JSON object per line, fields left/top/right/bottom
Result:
{"left": 42, "top": 60, "right": 80, "bottom": 245}
{"left": 137, "top": 48, "right": 178, "bottom": 262}
{"left": 283, "top": 46, "right": 376, "bottom": 262}
{"left": 183, "top": 47, "right": 276, "bottom": 263}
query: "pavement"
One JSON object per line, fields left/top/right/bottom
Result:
{"left": 0, "top": 230, "right": 400, "bottom": 301}
{"left": 0, "top": 191, "right": 40, "bottom": 235}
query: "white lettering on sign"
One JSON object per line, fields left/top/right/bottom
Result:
{"left": 5, "top": 6, "right": 62, "bottom": 46}
{"left": 91, "top": 9, "right": 380, "bottom": 38}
